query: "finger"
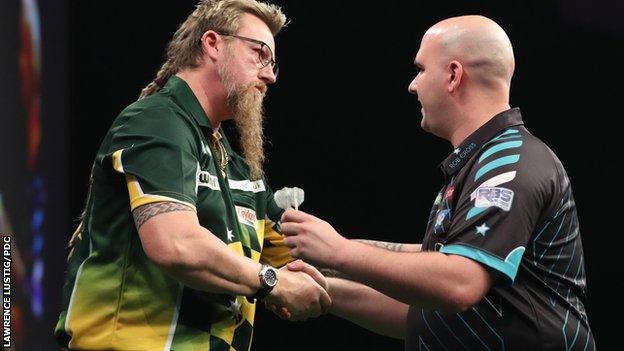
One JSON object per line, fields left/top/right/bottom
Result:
{"left": 266, "top": 303, "right": 277, "bottom": 312}
{"left": 289, "top": 261, "right": 328, "bottom": 290}
{"left": 289, "top": 247, "right": 302, "bottom": 259}
{"left": 281, "top": 209, "right": 315, "bottom": 224}
{"left": 283, "top": 236, "right": 298, "bottom": 248}
{"left": 286, "top": 259, "right": 304, "bottom": 271}
{"left": 293, "top": 304, "right": 319, "bottom": 321}
{"left": 277, "top": 306, "right": 291, "bottom": 319}
{"left": 280, "top": 222, "right": 304, "bottom": 236}
{"left": 319, "top": 288, "right": 332, "bottom": 314}
{"left": 266, "top": 302, "right": 290, "bottom": 319}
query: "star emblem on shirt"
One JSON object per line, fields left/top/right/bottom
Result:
{"left": 475, "top": 223, "right": 490, "bottom": 236}
{"left": 454, "top": 148, "right": 460, "bottom": 154}
{"left": 227, "top": 298, "right": 242, "bottom": 321}
{"left": 227, "top": 228, "right": 234, "bottom": 242}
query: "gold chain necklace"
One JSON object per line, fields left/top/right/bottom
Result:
{"left": 210, "top": 131, "right": 229, "bottom": 177}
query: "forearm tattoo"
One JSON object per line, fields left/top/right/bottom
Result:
{"left": 354, "top": 239, "right": 406, "bottom": 252}
{"left": 133, "top": 202, "right": 194, "bottom": 229}
{"left": 317, "top": 240, "right": 416, "bottom": 281}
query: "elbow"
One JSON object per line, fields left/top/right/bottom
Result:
{"left": 140, "top": 231, "right": 187, "bottom": 270}
{"left": 446, "top": 284, "right": 487, "bottom": 313}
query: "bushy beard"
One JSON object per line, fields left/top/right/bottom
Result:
{"left": 218, "top": 62, "right": 267, "bottom": 180}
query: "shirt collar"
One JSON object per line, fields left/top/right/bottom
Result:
{"left": 161, "top": 75, "right": 213, "bottom": 129}
{"left": 439, "top": 108, "right": 524, "bottom": 177}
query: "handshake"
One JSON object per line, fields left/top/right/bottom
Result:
{"left": 264, "top": 187, "right": 332, "bottom": 320}
{"left": 261, "top": 260, "right": 331, "bottom": 321}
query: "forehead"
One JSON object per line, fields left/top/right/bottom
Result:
{"left": 414, "top": 32, "right": 438, "bottom": 65}
{"left": 237, "top": 13, "right": 276, "bottom": 52}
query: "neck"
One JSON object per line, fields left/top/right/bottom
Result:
{"left": 176, "top": 69, "right": 229, "bottom": 130}
{"left": 448, "top": 101, "right": 510, "bottom": 148}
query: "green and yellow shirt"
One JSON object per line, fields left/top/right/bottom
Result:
{"left": 55, "top": 76, "right": 292, "bottom": 350}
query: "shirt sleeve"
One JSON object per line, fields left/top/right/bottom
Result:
{"left": 260, "top": 185, "right": 294, "bottom": 268}
{"left": 440, "top": 137, "right": 547, "bottom": 285}
{"left": 102, "top": 107, "right": 199, "bottom": 211}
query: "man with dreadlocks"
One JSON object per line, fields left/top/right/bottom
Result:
{"left": 54, "top": 1, "right": 330, "bottom": 350}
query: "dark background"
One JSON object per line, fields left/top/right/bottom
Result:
{"left": 5, "top": 0, "right": 621, "bottom": 349}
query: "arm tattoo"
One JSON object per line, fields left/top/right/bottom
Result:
{"left": 317, "top": 240, "right": 418, "bottom": 281}
{"left": 354, "top": 239, "right": 406, "bottom": 252}
{"left": 133, "top": 202, "right": 194, "bottom": 229}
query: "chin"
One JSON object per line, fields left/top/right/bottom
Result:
{"left": 420, "top": 115, "right": 430, "bottom": 132}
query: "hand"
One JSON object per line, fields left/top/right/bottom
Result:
{"left": 264, "top": 300, "right": 291, "bottom": 320}
{"left": 264, "top": 260, "right": 330, "bottom": 320}
{"left": 263, "top": 264, "right": 331, "bottom": 321}
{"left": 287, "top": 260, "right": 329, "bottom": 291}
{"left": 280, "top": 209, "right": 348, "bottom": 268}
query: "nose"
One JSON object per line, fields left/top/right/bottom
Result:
{"left": 408, "top": 77, "right": 418, "bottom": 95}
{"left": 259, "top": 65, "right": 277, "bottom": 84}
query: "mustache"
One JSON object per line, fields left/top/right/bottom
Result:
{"left": 246, "top": 81, "right": 268, "bottom": 95}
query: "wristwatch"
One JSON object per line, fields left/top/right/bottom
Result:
{"left": 248, "top": 264, "right": 278, "bottom": 301}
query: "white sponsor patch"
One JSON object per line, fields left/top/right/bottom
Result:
{"left": 228, "top": 179, "right": 266, "bottom": 193}
{"left": 470, "top": 171, "right": 516, "bottom": 200}
{"left": 474, "top": 186, "right": 514, "bottom": 211}
{"left": 197, "top": 170, "right": 220, "bottom": 190}
{"left": 236, "top": 206, "right": 257, "bottom": 228}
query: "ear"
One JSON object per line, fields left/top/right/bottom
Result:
{"left": 201, "top": 30, "right": 221, "bottom": 61}
{"left": 447, "top": 60, "right": 463, "bottom": 93}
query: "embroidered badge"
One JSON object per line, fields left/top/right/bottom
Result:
{"left": 475, "top": 186, "right": 514, "bottom": 211}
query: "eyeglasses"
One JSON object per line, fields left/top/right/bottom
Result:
{"left": 216, "top": 32, "right": 279, "bottom": 77}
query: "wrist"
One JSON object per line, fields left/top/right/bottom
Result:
{"left": 247, "top": 264, "right": 278, "bottom": 302}
{"left": 333, "top": 236, "right": 354, "bottom": 272}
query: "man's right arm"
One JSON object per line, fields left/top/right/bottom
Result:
{"left": 353, "top": 239, "right": 421, "bottom": 253}
{"left": 321, "top": 239, "right": 421, "bottom": 279}
{"left": 134, "top": 202, "right": 330, "bottom": 319}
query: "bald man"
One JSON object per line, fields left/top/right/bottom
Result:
{"left": 276, "top": 15, "right": 596, "bottom": 350}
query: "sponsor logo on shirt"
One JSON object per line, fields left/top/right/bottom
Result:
{"left": 434, "top": 209, "right": 450, "bottom": 234}
{"left": 198, "top": 170, "right": 220, "bottom": 190}
{"left": 444, "top": 186, "right": 455, "bottom": 200}
{"left": 474, "top": 186, "right": 514, "bottom": 211}
{"left": 448, "top": 142, "right": 477, "bottom": 169}
{"left": 236, "top": 206, "right": 257, "bottom": 228}
{"left": 433, "top": 192, "right": 443, "bottom": 206}
{"left": 228, "top": 179, "right": 266, "bottom": 193}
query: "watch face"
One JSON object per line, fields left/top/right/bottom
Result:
{"left": 263, "top": 268, "right": 277, "bottom": 287}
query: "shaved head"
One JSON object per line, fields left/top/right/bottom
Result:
{"left": 425, "top": 15, "right": 515, "bottom": 87}
{"left": 408, "top": 15, "right": 516, "bottom": 145}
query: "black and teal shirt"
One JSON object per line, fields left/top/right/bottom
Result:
{"left": 55, "top": 76, "right": 293, "bottom": 350}
{"left": 406, "top": 108, "right": 595, "bottom": 350}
